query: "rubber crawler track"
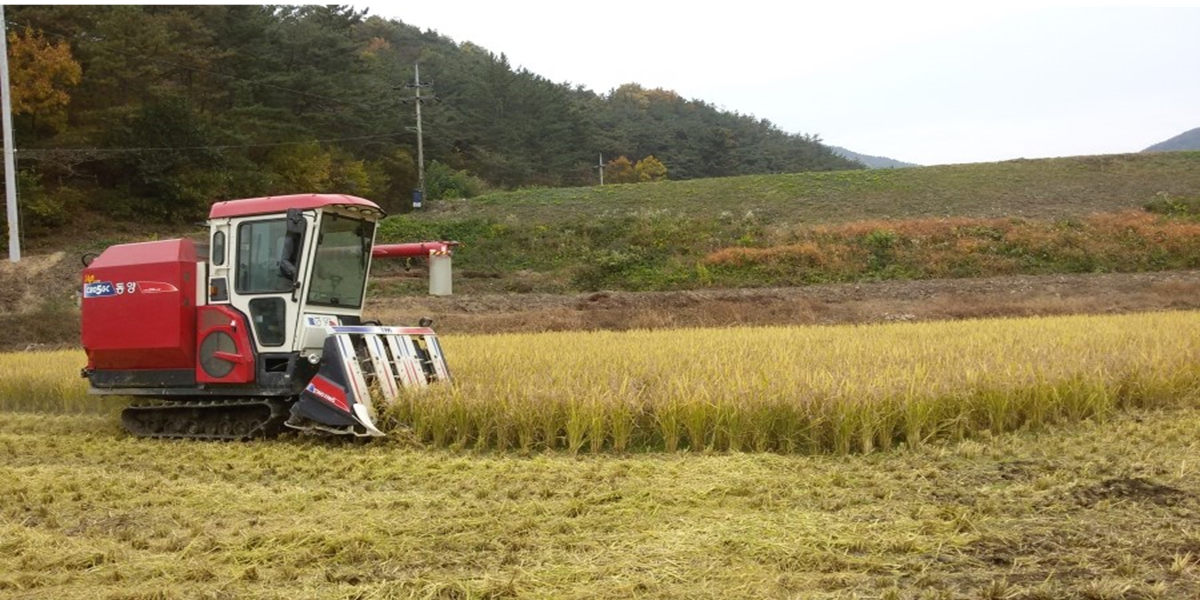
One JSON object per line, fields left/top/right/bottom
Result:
{"left": 121, "top": 398, "right": 292, "bottom": 441}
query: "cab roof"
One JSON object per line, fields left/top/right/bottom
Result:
{"left": 208, "top": 194, "right": 386, "bottom": 220}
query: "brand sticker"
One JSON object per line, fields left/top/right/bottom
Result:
{"left": 83, "top": 281, "right": 116, "bottom": 298}
{"left": 81, "top": 279, "right": 179, "bottom": 298}
{"left": 305, "top": 376, "right": 350, "bottom": 412}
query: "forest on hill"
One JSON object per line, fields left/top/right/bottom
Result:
{"left": 0, "top": 5, "right": 858, "bottom": 232}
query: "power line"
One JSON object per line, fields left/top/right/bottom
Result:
{"left": 17, "top": 131, "right": 411, "bottom": 156}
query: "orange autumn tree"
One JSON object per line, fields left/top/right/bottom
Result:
{"left": 604, "top": 155, "right": 637, "bottom": 184}
{"left": 9, "top": 26, "right": 82, "bottom": 132}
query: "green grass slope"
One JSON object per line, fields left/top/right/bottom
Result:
{"left": 376, "top": 152, "right": 1200, "bottom": 293}
{"left": 428, "top": 151, "right": 1200, "bottom": 224}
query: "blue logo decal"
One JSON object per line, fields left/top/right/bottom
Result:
{"left": 83, "top": 281, "right": 116, "bottom": 298}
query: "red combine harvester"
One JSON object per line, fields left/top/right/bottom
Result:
{"left": 80, "top": 193, "right": 453, "bottom": 440}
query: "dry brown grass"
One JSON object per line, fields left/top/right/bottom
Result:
{"left": 704, "top": 211, "right": 1200, "bottom": 282}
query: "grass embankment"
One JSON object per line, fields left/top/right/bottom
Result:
{"left": 2, "top": 409, "right": 1199, "bottom": 598}
{"left": 447, "top": 152, "right": 1200, "bottom": 224}
{"left": 376, "top": 152, "right": 1200, "bottom": 292}
{"left": 7, "top": 312, "right": 1197, "bottom": 455}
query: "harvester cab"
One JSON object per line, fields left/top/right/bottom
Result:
{"left": 81, "top": 194, "right": 452, "bottom": 440}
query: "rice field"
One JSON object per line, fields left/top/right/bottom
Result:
{"left": 3, "top": 312, "right": 1197, "bottom": 454}
{"left": 394, "top": 311, "right": 1199, "bottom": 453}
{"left": 3, "top": 409, "right": 1198, "bottom": 598}
{"left": 0, "top": 351, "right": 100, "bottom": 414}
{"left": 2, "top": 312, "right": 1199, "bottom": 597}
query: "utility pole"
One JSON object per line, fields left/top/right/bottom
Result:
{"left": 0, "top": 6, "right": 19, "bottom": 262}
{"left": 598, "top": 153, "right": 604, "bottom": 186}
{"left": 402, "top": 63, "right": 435, "bottom": 209}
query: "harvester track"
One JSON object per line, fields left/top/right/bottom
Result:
{"left": 121, "top": 398, "right": 292, "bottom": 441}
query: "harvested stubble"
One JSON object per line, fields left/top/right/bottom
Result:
{"left": 390, "top": 311, "right": 1200, "bottom": 453}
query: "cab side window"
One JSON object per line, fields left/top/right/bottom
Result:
{"left": 211, "top": 231, "right": 226, "bottom": 266}
{"left": 235, "top": 219, "right": 292, "bottom": 293}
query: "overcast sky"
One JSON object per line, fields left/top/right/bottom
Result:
{"left": 365, "top": 3, "right": 1200, "bottom": 166}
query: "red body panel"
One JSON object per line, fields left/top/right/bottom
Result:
{"left": 81, "top": 239, "right": 198, "bottom": 370}
{"left": 208, "top": 194, "right": 384, "bottom": 220}
{"left": 195, "top": 305, "right": 256, "bottom": 384}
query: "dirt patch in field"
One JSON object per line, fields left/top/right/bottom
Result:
{"left": 1075, "top": 476, "right": 1190, "bottom": 508}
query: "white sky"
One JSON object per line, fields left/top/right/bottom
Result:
{"left": 365, "top": 3, "right": 1200, "bottom": 166}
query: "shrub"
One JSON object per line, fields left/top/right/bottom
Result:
{"left": 425, "top": 161, "right": 485, "bottom": 200}
{"left": 1144, "top": 192, "right": 1200, "bottom": 218}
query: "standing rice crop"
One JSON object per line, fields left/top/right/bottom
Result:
{"left": 2, "top": 312, "right": 1196, "bottom": 453}
{"left": 0, "top": 350, "right": 98, "bottom": 413}
{"left": 388, "top": 311, "right": 1200, "bottom": 453}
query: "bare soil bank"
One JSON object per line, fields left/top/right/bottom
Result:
{"left": 366, "top": 270, "right": 1200, "bottom": 335}
{"left": 3, "top": 250, "right": 1196, "bottom": 349}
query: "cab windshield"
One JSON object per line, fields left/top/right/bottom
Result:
{"left": 306, "top": 214, "right": 374, "bottom": 308}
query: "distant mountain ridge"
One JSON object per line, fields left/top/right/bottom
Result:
{"left": 828, "top": 146, "right": 918, "bottom": 169}
{"left": 1143, "top": 127, "right": 1200, "bottom": 152}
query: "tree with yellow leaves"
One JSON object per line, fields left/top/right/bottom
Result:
{"left": 635, "top": 155, "right": 668, "bottom": 182}
{"left": 8, "top": 27, "right": 82, "bottom": 132}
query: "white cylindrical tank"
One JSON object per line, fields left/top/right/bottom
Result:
{"left": 429, "top": 254, "right": 452, "bottom": 296}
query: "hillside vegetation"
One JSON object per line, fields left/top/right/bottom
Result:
{"left": 376, "top": 152, "right": 1200, "bottom": 292}
{"left": 418, "top": 151, "right": 1200, "bottom": 223}
{"left": 0, "top": 5, "right": 854, "bottom": 234}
